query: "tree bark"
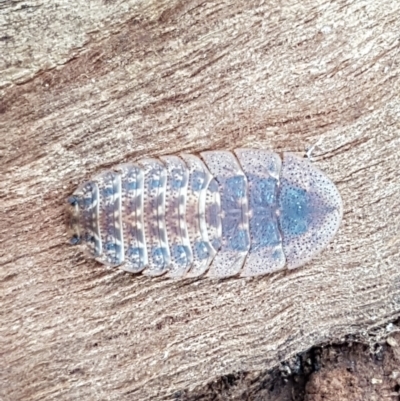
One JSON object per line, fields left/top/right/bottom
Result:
{"left": 1, "top": 0, "right": 399, "bottom": 400}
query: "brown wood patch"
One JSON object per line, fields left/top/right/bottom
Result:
{"left": 1, "top": 0, "right": 399, "bottom": 400}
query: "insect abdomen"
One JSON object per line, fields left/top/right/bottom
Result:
{"left": 68, "top": 149, "right": 343, "bottom": 278}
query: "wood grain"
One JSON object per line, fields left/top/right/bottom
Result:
{"left": 1, "top": 0, "right": 399, "bottom": 399}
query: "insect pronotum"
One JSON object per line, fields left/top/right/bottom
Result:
{"left": 68, "top": 149, "right": 343, "bottom": 278}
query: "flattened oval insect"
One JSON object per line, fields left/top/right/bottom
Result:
{"left": 68, "top": 149, "right": 343, "bottom": 278}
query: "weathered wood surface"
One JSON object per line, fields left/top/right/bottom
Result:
{"left": 1, "top": 0, "right": 399, "bottom": 399}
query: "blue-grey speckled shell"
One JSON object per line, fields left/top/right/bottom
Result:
{"left": 68, "top": 149, "right": 343, "bottom": 278}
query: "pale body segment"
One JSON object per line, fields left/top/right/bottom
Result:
{"left": 200, "top": 151, "right": 250, "bottom": 278}
{"left": 68, "top": 149, "right": 343, "bottom": 278}
{"left": 180, "top": 154, "right": 219, "bottom": 278}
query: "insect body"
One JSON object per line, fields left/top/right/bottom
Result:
{"left": 68, "top": 149, "right": 343, "bottom": 278}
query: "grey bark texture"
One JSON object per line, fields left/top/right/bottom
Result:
{"left": 1, "top": 0, "right": 399, "bottom": 400}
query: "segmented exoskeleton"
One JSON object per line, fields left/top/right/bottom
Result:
{"left": 68, "top": 149, "right": 342, "bottom": 278}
